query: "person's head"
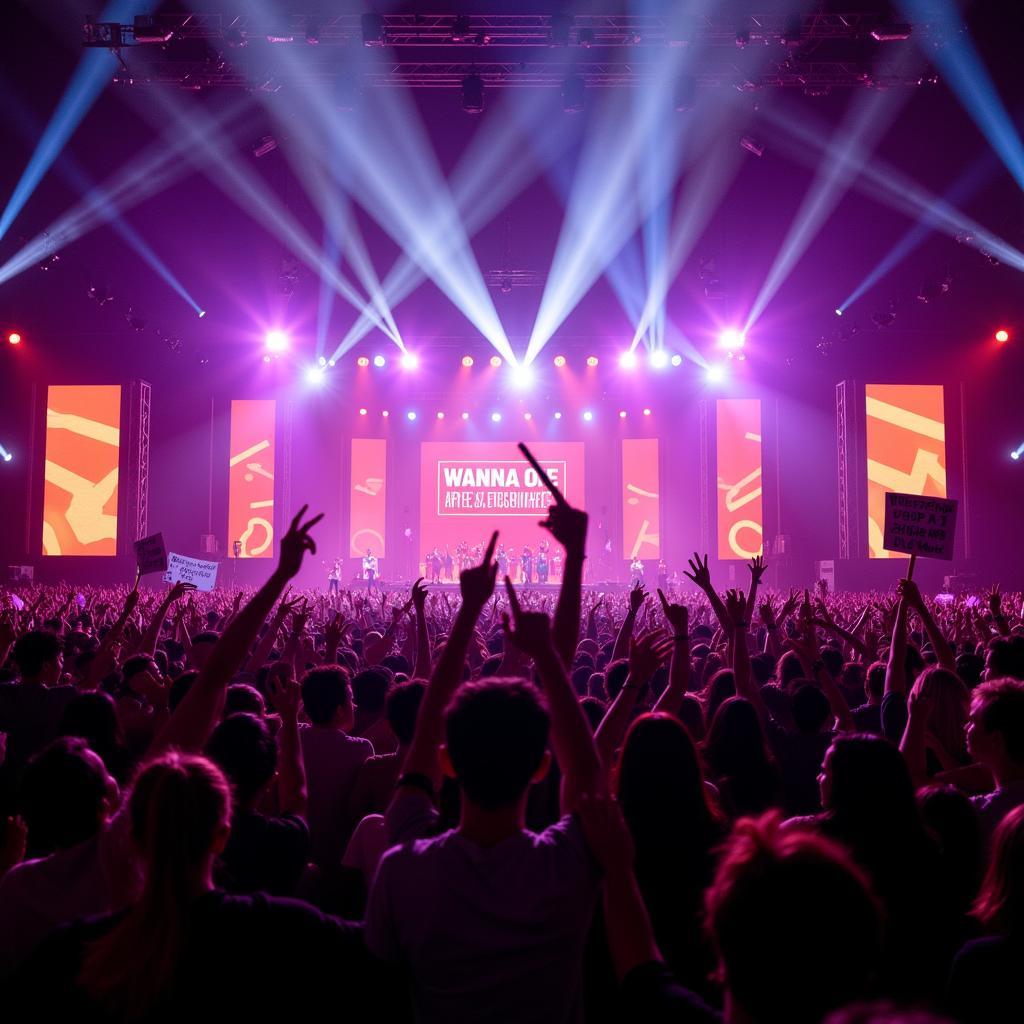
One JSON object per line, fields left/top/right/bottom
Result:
{"left": 604, "top": 659, "right": 630, "bottom": 701}
{"left": 59, "top": 692, "right": 123, "bottom": 767}
{"left": 865, "top": 661, "right": 886, "bottom": 704}
{"left": 972, "top": 804, "right": 1024, "bottom": 936}
{"left": 966, "top": 677, "right": 1024, "bottom": 773}
{"left": 706, "top": 813, "right": 883, "bottom": 1024}
{"left": 188, "top": 631, "right": 219, "bottom": 671}
{"left": 777, "top": 649, "right": 805, "bottom": 689}
{"left": 386, "top": 680, "right": 426, "bottom": 747}
{"left": 917, "top": 783, "right": 982, "bottom": 913}
{"left": 705, "top": 668, "right": 736, "bottom": 727}
{"left": 791, "top": 683, "right": 831, "bottom": 734}
{"left": 205, "top": 713, "right": 277, "bottom": 807}
{"left": 704, "top": 696, "right": 772, "bottom": 776}
{"left": 821, "top": 646, "right": 844, "bottom": 680}
{"left": 121, "top": 655, "right": 159, "bottom": 693}
{"left": 80, "top": 753, "right": 231, "bottom": 1018}
{"left": 677, "top": 693, "right": 705, "bottom": 741}
{"left": 916, "top": 665, "right": 970, "bottom": 759}
{"left": 352, "top": 667, "right": 392, "bottom": 717}
{"left": 819, "top": 734, "right": 919, "bottom": 827}
{"left": 12, "top": 630, "right": 62, "bottom": 684}
{"left": 20, "top": 738, "right": 117, "bottom": 855}
{"left": 749, "top": 652, "right": 775, "bottom": 687}
{"left": 224, "top": 683, "right": 266, "bottom": 718}
{"left": 616, "top": 713, "right": 718, "bottom": 839}
{"left": 381, "top": 653, "right": 411, "bottom": 677}
{"left": 985, "top": 636, "right": 1024, "bottom": 681}
{"left": 579, "top": 696, "right": 606, "bottom": 733}
{"left": 442, "top": 678, "right": 550, "bottom": 812}
{"left": 956, "top": 651, "right": 985, "bottom": 687}
{"left": 570, "top": 665, "right": 592, "bottom": 697}
{"left": 301, "top": 665, "right": 354, "bottom": 729}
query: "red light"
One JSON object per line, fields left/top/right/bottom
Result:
{"left": 995, "top": 328, "right": 1010, "bottom": 343}
{"left": 8, "top": 332, "right": 21, "bottom": 345}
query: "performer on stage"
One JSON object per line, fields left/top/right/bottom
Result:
{"left": 521, "top": 545, "right": 533, "bottom": 585}
{"left": 536, "top": 548, "right": 549, "bottom": 584}
{"left": 497, "top": 544, "right": 509, "bottom": 578}
{"left": 326, "top": 558, "right": 341, "bottom": 595}
{"left": 362, "top": 548, "right": 379, "bottom": 591}
{"left": 443, "top": 546, "right": 454, "bottom": 581}
{"left": 657, "top": 559, "right": 668, "bottom": 592}
{"left": 630, "top": 556, "right": 644, "bottom": 585}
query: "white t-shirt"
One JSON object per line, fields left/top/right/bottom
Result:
{"left": 365, "top": 789, "right": 600, "bottom": 1024}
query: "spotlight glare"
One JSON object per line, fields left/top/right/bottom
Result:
{"left": 7, "top": 332, "right": 21, "bottom": 345}
{"left": 582, "top": 410, "right": 594, "bottom": 422}
{"left": 489, "top": 355, "right": 503, "bottom": 368}
{"left": 643, "top": 408, "right": 652, "bottom": 417}
{"left": 1012, "top": 442, "right": 1024, "bottom": 461}
{"left": 265, "top": 329, "right": 288, "bottom": 352}
{"left": 373, "top": 354, "right": 386, "bottom": 368}
{"left": 306, "top": 366, "right": 325, "bottom": 385}
{"left": 719, "top": 328, "right": 746, "bottom": 351}
{"left": 406, "top": 410, "right": 417, "bottom": 421}
{"left": 358, "top": 408, "right": 367, "bottom": 416}
{"left": 317, "top": 356, "right": 327, "bottom": 367}
{"left": 670, "top": 354, "right": 683, "bottom": 367}
{"left": 586, "top": 355, "right": 599, "bottom": 367}
{"left": 835, "top": 308, "right": 843, "bottom": 317}
{"left": 400, "top": 351, "right": 419, "bottom": 370}
{"left": 995, "top": 328, "right": 1010, "bottom": 343}
{"left": 328, "top": 359, "right": 336, "bottom": 367}
{"left": 554, "top": 411, "right": 562, "bottom": 420}
{"left": 491, "top": 411, "right": 502, "bottom": 423}
{"left": 524, "top": 412, "right": 532, "bottom": 421}
{"left": 436, "top": 411, "right": 445, "bottom": 420}
{"left": 510, "top": 363, "right": 534, "bottom": 389}
{"left": 707, "top": 364, "right": 727, "bottom": 383}
{"left": 553, "top": 354, "right": 567, "bottom": 367}
{"left": 649, "top": 349, "right": 669, "bottom": 369}
{"left": 382, "top": 410, "right": 390, "bottom": 418}
{"left": 198, "top": 310, "right": 207, "bottom": 319}
{"left": 619, "top": 350, "right": 638, "bottom": 370}
{"left": 618, "top": 410, "right": 627, "bottom": 418}
{"left": 262, "top": 354, "right": 271, "bottom": 364}
{"left": 357, "top": 356, "right": 370, "bottom": 367}
{"left": 461, "top": 355, "right": 474, "bottom": 367}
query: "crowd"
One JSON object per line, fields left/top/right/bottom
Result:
{"left": 1, "top": 499, "right": 1023, "bottom": 1023}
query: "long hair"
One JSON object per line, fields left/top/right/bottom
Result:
{"left": 79, "top": 752, "right": 231, "bottom": 1019}
{"left": 916, "top": 666, "right": 970, "bottom": 763}
{"left": 973, "top": 804, "right": 1024, "bottom": 935}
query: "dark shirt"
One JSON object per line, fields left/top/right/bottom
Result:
{"left": 0, "top": 681, "right": 77, "bottom": 771}
{"left": 946, "top": 934, "right": 1024, "bottom": 1024}
{"left": 215, "top": 810, "right": 309, "bottom": 896}
{"left": 619, "top": 961, "right": 721, "bottom": 1024}
{"left": 851, "top": 702, "right": 882, "bottom": 734}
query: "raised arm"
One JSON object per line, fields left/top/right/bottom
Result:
{"left": 506, "top": 581, "right": 603, "bottom": 812}
{"left": 151, "top": 506, "right": 323, "bottom": 757}
{"left": 884, "top": 593, "right": 910, "bottom": 700}
{"left": 746, "top": 554, "right": 766, "bottom": 621}
{"left": 266, "top": 663, "right": 308, "bottom": 816}
{"left": 900, "top": 579, "right": 956, "bottom": 671}
{"left": 682, "top": 553, "right": 731, "bottom": 636}
{"left": 136, "top": 582, "right": 193, "bottom": 658}
{"left": 398, "top": 535, "right": 498, "bottom": 792}
{"left": 247, "top": 590, "right": 299, "bottom": 675}
{"left": 988, "top": 585, "right": 1011, "bottom": 638}
{"left": 410, "top": 578, "right": 432, "bottom": 679}
{"left": 723, "top": 590, "right": 770, "bottom": 726}
{"left": 652, "top": 590, "right": 690, "bottom": 716}
{"left": 612, "top": 584, "right": 646, "bottom": 663}
{"left": 546, "top": 501, "right": 588, "bottom": 671}
{"left": 788, "top": 619, "right": 856, "bottom": 733}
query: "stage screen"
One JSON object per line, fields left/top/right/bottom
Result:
{"left": 419, "top": 441, "right": 584, "bottom": 580}
{"left": 42, "top": 384, "right": 121, "bottom": 556}
{"left": 866, "top": 384, "right": 947, "bottom": 559}
{"left": 228, "top": 399, "right": 276, "bottom": 558}
{"left": 350, "top": 438, "right": 387, "bottom": 558}
{"left": 716, "top": 399, "right": 763, "bottom": 560}
{"left": 622, "top": 438, "right": 660, "bottom": 559}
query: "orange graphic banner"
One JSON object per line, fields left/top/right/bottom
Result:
{"left": 42, "top": 385, "right": 121, "bottom": 556}
{"left": 228, "top": 400, "right": 276, "bottom": 558}
{"left": 622, "top": 439, "right": 660, "bottom": 559}
{"left": 350, "top": 438, "right": 387, "bottom": 558}
{"left": 866, "top": 384, "right": 946, "bottom": 559}
{"left": 717, "top": 399, "right": 763, "bottom": 560}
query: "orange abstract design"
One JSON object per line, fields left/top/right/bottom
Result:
{"left": 717, "top": 399, "right": 763, "bottom": 560}
{"left": 228, "top": 400, "right": 275, "bottom": 558}
{"left": 622, "top": 438, "right": 660, "bottom": 558}
{"left": 350, "top": 438, "right": 387, "bottom": 557}
{"left": 866, "top": 384, "right": 946, "bottom": 559}
{"left": 43, "top": 385, "right": 121, "bottom": 556}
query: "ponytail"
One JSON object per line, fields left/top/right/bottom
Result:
{"left": 80, "top": 752, "right": 230, "bottom": 1019}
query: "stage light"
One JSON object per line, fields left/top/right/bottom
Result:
{"left": 461, "top": 411, "right": 469, "bottom": 420}
{"left": 358, "top": 408, "right": 367, "bottom": 416}
{"left": 491, "top": 411, "right": 502, "bottom": 423}
{"left": 582, "top": 410, "right": 594, "bottom": 422}
{"left": 400, "top": 351, "right": 419, "bottom": 370}
{"left": 328, "top": 359, "right": 336, "bottom": 367}
{"left": 489, "top": 355, "right": 503, "bottom": 368}
{"left": 7, "top": 332, "right": 21, "bottom": 345}
{"left": 524, "top": 412, "right": 533, "bottom": 421}
{"left": 553, "top": 354, "right": 566, "bottom": 367}
{"left": 262, "top": 354, "right": 271, "bottom": 364}
{"left": 619, "top": 350, "right": 638, "bottom": 370}
{"left": 670, "top": 354, "right": 683, "bottom": 367}
{"left": 306, "top": 366, "right": 325, "bottom": 385}
{"left": 265, "top": 329, "right": 288, "bottom": 353}
{"left": 706, "top": 364, "right": 727, "bottom": 383}
{"left": 198, "top": 310, "right": 206, "bottom": 319}
{"left": 357, "top": 356, "right": 370, "bottom": 367}
{"left": 995, "top": 328, "right": 1010, "bottom": 343}
{"left": 461, "top": 355, "right": 474, "bottom": 367}
{"left": 0, "top": 445, "right": 11, "bottom": 463}
{"left": 382, "top": 410, "right": 390, "bottom": 418}
{"left": 510, "top": 363, "right": 534, "bottom": 389}
{"left": 406, "top": 410, "right": 417, "bottom": 421}
{"left": 643, "top": 408, "right": 652, "bottom": 417}
{"left": 719, "top": 328, "right": 746, "bottom": 350}
{"left": 373, "top": 354, "right": 386, "bottom": 368}
{"left": 554, "top": 411, "right": 563, "bottom": 420}
{"left": 586, "top": 356, "right": 599, "bottom": 367}
{"left": 436, "top": 411, "right": 445, "bottom": 420}
{"left": 649, "top": 349, "right": 669, "bottom": 369}
{"left": 1011, "top": 449, "right": 1021, "bottom": 461}
{"left": 317, "top": 356, "right": 327, "bottom": 367}
{"left": 835, "top": 308, "right": 843, "bottom": 317}
{"left": 619, "top": 410, "right": 627, "bottom": 419}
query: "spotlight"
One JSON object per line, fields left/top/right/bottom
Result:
{"left": 359, "top": 408, "right": 367, "bottom": 416}
{"left": 262, "top": 354, "right": 271, "bottom": 364}
{"left": 491, "top": 412, "right": 502, "bottom": 423}
{"left": 0, "top": 445, "right": 11, "bottom": 463}
{"left": 7, "top": 332, "right": 21, "bottom": 345}
{"left": 583, "top": 410, "right": 594, "bottom": 422}
{"left": 328, "top": 359, "right": 336, "bottom": 367}
{"left": 461, "top": 74, "right": 484, "bottom": 113}
{"left": 400, "top": 351, "right": 419, "bottom": 370}
{"left": 834, "top": 308, "right": 843, "bottom": 317}
{"left": 510, "top": 363, "right": 534, "bottom": 388}
{"left": 357, "top": 356, "right": 370, "bottom": 367}
{"left": 306, "top": 366, "right": 326, "bottom": 385}
{"left": 406, "top": 411, "right": 417, "bottom": 421}
{"left": 198, "top": 310, "right": 207, "bottom": 319}
{"left": 1011, "top": 442, "right": 1024, "bottom": 460}
{"left": 524, "top": 412, "right": 533, "bottom": 421}
{"left": 461, "top": 412, "right": 470, "bottom": 420}
{"left": 553, "top": 354, "right": 566, "bottom": 367}
{"left": 586, "top": 355, "right": 599, "bottom": 367}
{"left": 619, "top": 350, "right": 638, "bottom": 369}
{"left": 643, "top": 408, "right": 652, "bottom": 417}
{"left": 995, "top": 329, "right": 1010, "bottom": 343}
{"left": 706, "top": 364, "right": 727, "bottom": 383}
{"left": 649, "top": 349, "right": 669, "bottom": 369}
{"left": 265, "top": 329, "right": 288, "bottom": 352}
{"left": 554, "top": 411, "right": 563, "bottom": 420}
{"left": 373, "top": 355, "right": 386, "bottom": 368}
{"left": 382, "top": 410, "right": 390, "bottom": 418}
{"left": 489, "top": 355, "right": 503, "bottom": 368}
{"left": 317, "top": 356, "right": 327, "bottom": 367}
{"left": 670, "top": 354, "right": 683, "bottom": 367}
{"left": 619, "top": 410, "right": 627, "bottom": 419}
{"left": 436, "top": 411, "right": 445, "bottom": 420}
{"left": 361, "top": 12, "right": 385, "bottom": 46}
{"left": 461, "top": 355, "right": 474, "bottom": 367}
{"left": 719, "top": 328, "right": 746, "bottom": 350}
{"left": 563, "top": 75, "right": 585, "bottom": 113}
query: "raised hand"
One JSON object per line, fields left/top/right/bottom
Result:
{"left": 504, "top": 576, "right": 554, "bottom": 659}
{"left": 779, "top": 589, "right": 799, "bottom": 623}
{"left": 459, "top": 532, "right": 499, "bottom": 612}
{"left": 266, "top": 663, "right": 301, "bottom": 722}
{"left": 539, "top": 501, "right": 588, "bottom": 558}
{"left": 628, "top": 629, "right": 673, "bottom": 681}
{"left": 758, "top": 598, "right": 777, "bottom": 627}
{"left": 411, "top": 577, "right": 429, "bottom": 612}
{"left": 898, "top": 577, "right": 924, "bottom": 610}
{"left": 748, "top": 554, "right": 767, "bottom": 584}
{"left": 724, "top": 589, "right": 749, "bottom": 628}
{"left": 657, "top": 588, "right": 688, "bottom": 636}
{"left": 168, "top": 581, "right": 196, "bottom": 603}
{"left": 987, "top": 583, "right": 1002, "bottom": 615}
{"left": 682, "top": 552, "right": 713, "bottom": 592}
{"left": 278, "top": 505, "right": 324, "bottom": 579}
{"left": 629, "top": 582, "right": 647, "bottom": 614}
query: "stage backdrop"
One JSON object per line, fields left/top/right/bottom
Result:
{"left": 865, "top": 384, "right": 947, "bottom": 559}
{"left": 717, "top": 399, "right": 763, "bottom": 560}
{"left": 419, "top": 441, "right": 585, "bottom": 573}
{"left": 42, "top": 384, "right": 122, "bottom": 556}
{"left": 227, "top": 399, "right": 276, "bottom": 558}
{"left": 622, "top": 438, "right": 661, "bottom": 560}
{"left": 349, "top": 438, "right": 387, "bottom": 558}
